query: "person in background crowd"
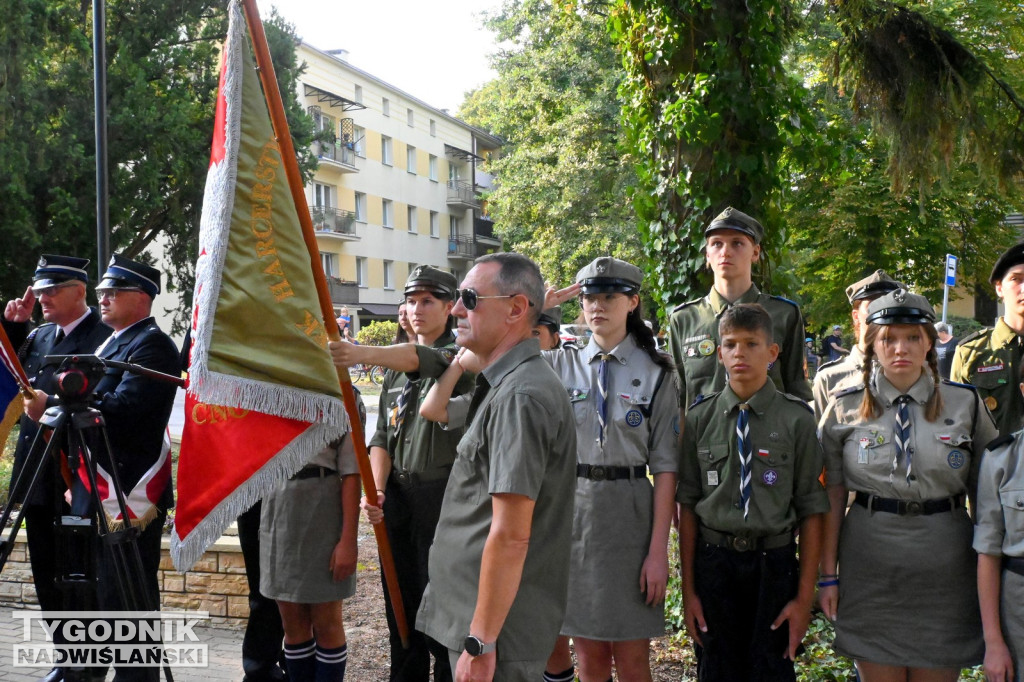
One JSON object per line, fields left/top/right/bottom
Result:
{"left": 823, "top": 325, "right": 849, "bottom": 363}
{"left": 395, "top": 302, "right": 413, "bottom": 344}
{"left": 669, "top": 207, "right": 812, "bottom": 415}
{"left": 952, "top": 242, "right": 1024, "bottom": 437}
{"left": 933, "top": 322, "right": 958, "bottom": 381}
{"left": 819, "top": 289, "right": 997, "bottom": 681}
{"left": 805, "top": 337, "right": 820, "bottom": 380}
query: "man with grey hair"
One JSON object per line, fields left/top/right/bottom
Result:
{"left": 934, "top": 321, "right": 958, "bottom": 380}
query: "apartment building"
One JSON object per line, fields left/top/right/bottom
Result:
{"left": 299, "top": 43, "right": 502, "bottom": 327}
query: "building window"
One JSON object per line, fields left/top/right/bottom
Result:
{"left": 407, "top": 206, "right": 417, "bottom": 233}
{"left": 354, "top": 84, "right": 362, "bottom": 104}
{"left": 382, "top": 97, "right": 390, "bottom": 117}
{"left": 382, "top": 199, "right": 393, "bottom": 228}
{"left": 450, "top": 215, "right": 460, "bottom": 238}
{"left": 407, "top": 145, "right": 416, "bottom": 174}
{"left": 381, "top": 135, "right": 393, "bottom": 166}
{"left": 430, "top": 211, "right": 439, "bottom": 238}
{"left": 383, "top": 260, "right": 394, "bottom": 290}
{"left": 354, "top": 192, "right": 367, "bottom": 222}
{"left": 353, "top": 125, "right": 366, "bottom": 157}
{"left": 356, "top": 257, "right": 367, "bottom": 287}
{"left": 407, "top": 108, "right": 414, "bottom": 127}
{"left": 429, "top": 119, "right": 436, "bottom": 137}
{"left": 429, "top": 154, "right": 438, "bottom": 181}
{"left": 320, "top": 252, "right": 336, "bottom": 278}
{"left": 313, "top": 182, "right": 333, "bottom": 208}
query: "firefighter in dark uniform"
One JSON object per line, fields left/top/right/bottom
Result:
{"left": 669, "top": 207, "right": 812, "bottom": 413}
{"left": 2, "top": 255, "right": 111, "bottom": 682}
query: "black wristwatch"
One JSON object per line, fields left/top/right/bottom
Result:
{"left": 463, "top": 634, "right": 496, "bottom": 656}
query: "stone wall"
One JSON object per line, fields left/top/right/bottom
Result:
{"left": 1, "top": 533, "right": 249, "bottom": 628}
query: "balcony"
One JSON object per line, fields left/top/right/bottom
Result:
{"left": 327, "top": 276, "right": 359, "bottom": 306}
{"left": 474, "top": 216, "right": 500, "bottom": 244}
{"left": 446, "top": 181, "right": 480, "bottom": 209}
{"left": 447, "top": 235, "right": 475, "bottom": 260}
{"left": 312, "top": 207, "right": 359, "bottom": 241}
{"left": 313, "top": 140, "right": 359, "bottom": 172}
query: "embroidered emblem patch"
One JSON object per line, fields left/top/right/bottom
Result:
{"left": 697, "top": 339, "right": 716, "bottom": 356}
{"left": 947, "top": 450, "right": 965, "bottom": 469}
{"left": 762, "top": 469, "right": 779, "bottom": 486}
{"left": 625, "top": 409, "right": 643, "bottom": 427}
{"left": 769, "top": 432, "right": 779, "bottom": 441}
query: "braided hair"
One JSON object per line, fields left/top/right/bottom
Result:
{"left": 858, "top": 323, "right": 943, "bottom": 422}
{"left": 626, "top": 302, "right": 674, "bottom": 372}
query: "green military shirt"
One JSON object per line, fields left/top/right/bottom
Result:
{"left": 677, "top": 381, "right": 829, "bottom": 538}
{"left": 368, "top": 330, "right": 474, "bottom": 472}
{"left": 951, "top": 318, "right": 1024, "bottom": 438}
{"left": 669, "top": 283, "right": 812, "bottom": 410}
{"left": 812, "top": 345, "right": 866, "bottom": 421}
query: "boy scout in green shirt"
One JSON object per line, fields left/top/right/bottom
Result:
{"left": 677, "top": 304, "right": 828, "bottom": 681}
{"left": 952, "top": 242, "right": 1024, "bottom": 437}
{"left": 669, "top": 207, "right": 812, "bottom": 413}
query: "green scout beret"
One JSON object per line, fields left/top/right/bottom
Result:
{"left": 845, "top": 269, "right": 902, "bottom": 305}
{"left": 705, "top": 207, "right": 764, "bottom": 245}
{"left": 990, "top": 242, "right": 1024, "bottom": 284}
{"left": 405, "top": 265, "right": 457, "bottom": 299}
{"left": 866, "top": 289, "right": 936, "bottom": 326}
{"left": 576, "top": 257, "right": 642, "bottom": 294}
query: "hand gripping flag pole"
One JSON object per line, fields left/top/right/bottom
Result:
{"left": 239, "top": 0, "right": 410, "bottom": 648}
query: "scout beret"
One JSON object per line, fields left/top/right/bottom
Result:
{"left": 705, "top": 207, "right": 764, "bottom": 245}
{"left": 845, "top": 269, "right": 902, "bottom": 304}
{"left": 404, "top": 265, "right": 457, "bottom": 299}
{"left": 576, "top": 257, "right": 642, "bottom": 294}
{"left": 31, "top": 255, "right": 90, "bottom": 290}
{"left": 865, "top": 289, "right": 936, "bottom": 326}
{"left": 97, "top": 254, "right": 161, "bottom": 297}
{"left": 990, "top": 242, "right": 1024, "bottom": 284}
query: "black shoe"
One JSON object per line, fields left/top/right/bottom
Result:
{"left": 40, "top": 668, "right": 63, "bottom": 682}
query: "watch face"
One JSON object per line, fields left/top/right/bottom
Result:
{"left": 464, "top": 636, "right": 482, "bottom": 656}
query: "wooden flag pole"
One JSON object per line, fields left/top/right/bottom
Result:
{"left": 240, "top": 0, "right": 410, "bottom": 648}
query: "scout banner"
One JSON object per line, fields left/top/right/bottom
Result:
{"left": 170, "top": 0, "right": 346, "bottom": 571}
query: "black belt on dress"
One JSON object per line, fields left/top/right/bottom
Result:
{"left": 576, "top": 464, "right": 646, "bottom": 481}
{"left": 290, "top": 465, "right": 336, "bottom": 480}
{"left": 853, "top": 491, "right": 962, "bottom": 516}
{"left": 1004, "top": 556, "right": 1024, "bottom": 577}
{"left": 700, "top": 527, "right": 793, "bottom": 553}
{"left": 390, "top": 466, "right": 452, "bottom": 488}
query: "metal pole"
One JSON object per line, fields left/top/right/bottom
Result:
{"left": 93, "top": 0, "right": 110, "bottom": 278}
{"left": 941, "top": 282, "right": 950, "bottom": 324}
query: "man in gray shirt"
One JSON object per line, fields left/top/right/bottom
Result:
{"left": 416, "top": 253, "right": 577, "bottom": 682}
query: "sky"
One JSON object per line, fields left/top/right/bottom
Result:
{"left": 255, "top": 0, "right": 505, "bottom": 114}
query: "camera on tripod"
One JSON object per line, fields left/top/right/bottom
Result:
{"left": 48, "top": 354, "right": 107, "bottom": 406}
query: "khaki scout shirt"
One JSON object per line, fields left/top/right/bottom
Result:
{"left": 417, "top": 339, "right": 576, "bottom": 660}
{"left": 974, "top": 432, "right": 1024, "bottom": 558}
{"left": 819, "top": 373, "right": 998, "bottom": 501}
{"left": 951, "top": 318, "right": 1024, "bottom": 437}
{"left": 669, "top": 283, "right": 812, "bottom": 410}
{"left": 677, "top": 381, "right": 828, "bottom": 538}
{"left": 812, "top": 345, "right": 867, "bottom": 421}
{"left": 368, "top": 331, "right": 473, "bottom": 472}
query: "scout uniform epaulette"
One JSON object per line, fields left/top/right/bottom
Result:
{"left": 957, "top": 327, "right": 989, "bottom": 345}
{"left": 984, "top": 433, "right": 1015, "bottom": 452}
{"left": 834, "top": 384, "right": 865, "bottom": 399}
{"left": 941, "top": 378, "right": 978, "bottom": 393}
{"left": 816, "top": 356, "right": 846, "bottom": 373}
{"left": 688, "top": 391, "right": 718, "bottom": 410}
{"left": 768, "top": 294, "right": 799, "bottom": 309}
{"left": 672, "top": 297, "right": 704, "bottom": 314}
{"left": 779, "top": 392, "right": 814, "bottom": 414}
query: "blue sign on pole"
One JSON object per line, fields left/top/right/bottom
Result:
{"left": 945, "top": 254, "right": 958, "bottom": 287}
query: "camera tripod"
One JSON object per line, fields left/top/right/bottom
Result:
{"left": 0, "top": 354, "right": 180, "bottom": 682}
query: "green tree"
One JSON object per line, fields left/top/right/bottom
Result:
{"left": 459, "top": 0, "right": 644, "bottom": 297}
{"left": 0, "top": 2, "right": 317, "bottom": 333}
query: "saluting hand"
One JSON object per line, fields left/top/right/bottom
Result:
{"left": 4, "top": 286, "right": 36, "bottom": 322}
{"left": 543, "top": 282, "right": 580, "bottom": 310}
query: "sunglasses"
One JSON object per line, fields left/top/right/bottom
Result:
{"left": 456, "top": 288, "right": 535, "bottom": 311}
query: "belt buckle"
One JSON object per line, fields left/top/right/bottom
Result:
{"left": 591, "top": 466, "right": 607, "bottom": 481}
{"left": 730, "top": 536, "right": 750, "bottom": 552}
{"left": 904, "top": 500, "right": 923, "bottom": 516}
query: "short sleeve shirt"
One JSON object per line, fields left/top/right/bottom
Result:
{"left": 416, "top": 339, "right": 577, "bottom": 661}
{"left": 812, "top": 345, "right": 866, "bottom": 421}
{"left": 677, "top": 381, "right": 828, "bottom": 538}
{"left": 973, "top": 433, "right": 1024, "bottom": 558}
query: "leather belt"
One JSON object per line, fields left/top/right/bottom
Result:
{"left": 576, "top": 464, "right": 646, "bottom": 481}
{"left": 700, "top": 527, "right": 793, "bottom": 552}
{"left": 390, "top": 466, "right": 452, "bottom": 488}
{"left": 290, "top": 465, "right": 336, "bottom": 480}
{"left": 1005, "top": 556, "right": 1024, "bottom": 577}
{"left": 853, "top": 491, "right": 962, "bottom": 516}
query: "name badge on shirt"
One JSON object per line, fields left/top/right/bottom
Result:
{"left": 707, "top": 470, "right": 719, "bottom": 486}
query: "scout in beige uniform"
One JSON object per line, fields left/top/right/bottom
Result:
{"left": 819, "top": 290, "right": 998, "bottom": 680}
{"left": 678, "top": 303, "right": 827, "bottom": 681}
{"left": 812, "top": 270, "right": 902, "bottom": 420}
{"left": 952, "top": 242, "right": 1024, "bottom": 437}
{"left": 669, "top": 207, "right": 811, "bottom": 411}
